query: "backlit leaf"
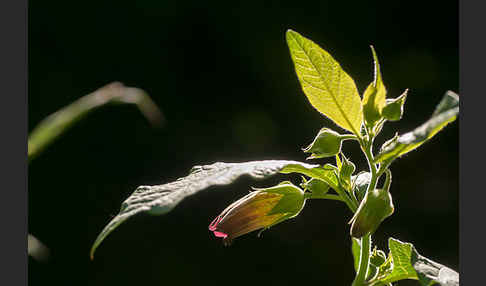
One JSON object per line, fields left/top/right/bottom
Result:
{"left": 286, "top": 30, "right": 363, "bottom": 134}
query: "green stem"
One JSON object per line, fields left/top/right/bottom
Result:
{"left": 352, "top": 132, "right": 379, "bottom": 286}
{"left": 352, "top": 233, "right": 371, "bottom": 286}
{"left": 305, "top": 193, "right": 344, "bottom": 202}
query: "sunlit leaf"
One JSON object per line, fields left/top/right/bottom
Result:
{"left": 376, "top": 238, "right": 459, "bottom": 286}
{"left": 382, "top": 89, "right": 408, "bottom": 121}
{"left": 375, "top": 91, "right": 459, "bottom": 163}
{"left": 362, "top": 46, "right": 387, "bottom": 127}
{"left": 286, "top": 30, "right": 363, "bottom": 134}
{"left": 90, "top": 160, "right": 317, "bottom": 259}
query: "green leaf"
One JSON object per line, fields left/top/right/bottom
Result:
{"left": 380, "top": 238, "right": 419, "bottom": 283}
{"left": 376, "top": 238, "right": 459, "bottom": 286}
{"left": 280, "top": 163, "right": 339, "bottom": 190}
{"left": 90, "top": 160, "right": 317, "bottom": 259}
{"left": 382, "top": 89, "right": 408, "bottom": 121}
{"left": 303, "top": 128, "right": 345, "bottom": 159}
{"left": 351, "top": 238, "right": 361, "bottom": 272}
{"left": 28, "top": 82, "right": 164, "bottom": 161}
{"left": 286, "top": 30, "right": 363, "bottom": 134}
{"left": 375, "top": 91, "right": 459, "bottom": 163}
{"left": 362, "top": 46, "right": 387, "bottom": 127}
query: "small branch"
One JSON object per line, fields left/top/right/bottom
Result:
{"left": 305, "top": 193, "right": 344, "bottom": 202}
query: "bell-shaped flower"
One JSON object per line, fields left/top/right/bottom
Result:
{"left": 209, "top": 182, "right": 305, "bottom": 245}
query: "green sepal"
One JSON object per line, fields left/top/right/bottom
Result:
{"left": 252, "top": 182, "right": 306, "bottom": 217}
{"left": 300, "top": 178, "right": 330, "bottom": 196}
{"left": 303, "top": 128, "right": 344, "bottom": 159}
{"left": 382, "top": 89, "right": 408, "bottom": 121}
{"left": 338, "top": 154, "right": 356, "bottom": 191}
{"left": 349, "top": 186, "right": 394, "bottom": 238}
{"left": 362, "top": 46, "right": 387, "bottom": 128}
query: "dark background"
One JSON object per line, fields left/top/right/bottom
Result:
{"left": 28, "top": 1, "right": 458, "bottom": 285}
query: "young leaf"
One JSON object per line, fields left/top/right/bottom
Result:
{"left": 303, "top": 128, "right": 345, "bottom": 159}
{"left": 362, "top": 46, "right": 387, "bottom": 127}
{"left": 286, "top": 30, "right": 363, "bottom": 135}
{"left": 90, "top": 160, "right": 317, "bottom": 259}
{"left": 28, "top": 82, "right": 164, "bottom": 161}
{"left": 339, "top": 154, "right": 356, "bottom": 191}
{"left": 382, "top": 89, "right": 408, "bottom": 121}
{"left": 375, "top": 91, "right": 459, "bottom": 163}
{"left": 377, "top": 238, "right": 459, "bottom": 286}
{"left": 280, "top": 163, "right": 339, "bottom": 190}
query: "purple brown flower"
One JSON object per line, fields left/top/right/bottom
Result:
{"left": 209, "top": 182, "right": 306, "bottom": 245}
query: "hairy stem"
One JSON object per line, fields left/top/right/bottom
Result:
{"left": 352, "top": 134, "right": 379, "bottom": 286}
{"left": 353, "top": 233, "right": 372, "bottom": 286}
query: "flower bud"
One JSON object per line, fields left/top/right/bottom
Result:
{"left": 209, "top": 182, "right": 305, "bottom": 245}
{"left": 349, "top": 187, "right": 394, "bottom": 238}
{"left": 303, "top": 128, "right": 344, "bottom": 159}
{"left": 349, "top": 170, "right": 394, "bottom": 238}
{"left": 382, "top": 89, "right": 408, "bottom": 121}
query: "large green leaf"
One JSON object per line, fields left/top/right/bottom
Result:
{"left": 375, "top": 91, "right": 459, "bottom": 163}
{"left": 376, "top": 238, "right": 459, "bottom": 286}
{"left": 286, "top": 30, "right": 363, "bottom": 134}
{"left": 90, "top": 160, "right": 317, "bottom": 259}
{"left": 28, "top": 82, "right": 164, "bottom": 161}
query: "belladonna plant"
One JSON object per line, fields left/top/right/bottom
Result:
{"left": 90, "top": 30, "right": 459, "bottom": 286}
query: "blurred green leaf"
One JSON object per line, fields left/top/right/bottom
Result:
{"left": 90, "top": 160, "right": 317, "bottom": 259}
{"left": 375, "top": 91, "right": 459, "bottom": 163}
{"left": 286, "top": 30, "right": 363, "bottom": 135}
{"left": 28, "top": 82, "right": 164, "bottom": 161}
{"left": 362, "top": 46, "right": 387, "bottom": 127}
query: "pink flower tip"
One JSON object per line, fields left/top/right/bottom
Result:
{"left": 213, "top": 231, "right": 228, "bottom": 238}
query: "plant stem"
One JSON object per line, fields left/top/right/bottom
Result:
{"left": 352, "top": 132, "right": 379, "bottom": 286}
{"left": 352, "top": 233, "right": 371, "bottom": 286}
{"left": 305, "top": 193, "right": 344, "bottom": 201}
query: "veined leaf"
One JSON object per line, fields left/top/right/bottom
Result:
{"left": 280, "top": 163, "right": 339, "bottom": 189}
{"left": 377, "top": 238, "right": 459, "bottom": 286}
{"left": 286, "top": 30, "right": 363, "bottom": 134}
{"left": 375, "top": 91, "right": 459, "bottom": 163}
{"left": 380, "top": 238, "right": 419, "bottom": 283}
{"left": 90, "top": 160, "right": 317, "bottom": 259}
{"left": 362, "top": 46, "right": 387, "bottom": 127}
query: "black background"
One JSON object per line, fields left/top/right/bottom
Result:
{"left": 28, "top": 1, "right": 458, "bottom": 285}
